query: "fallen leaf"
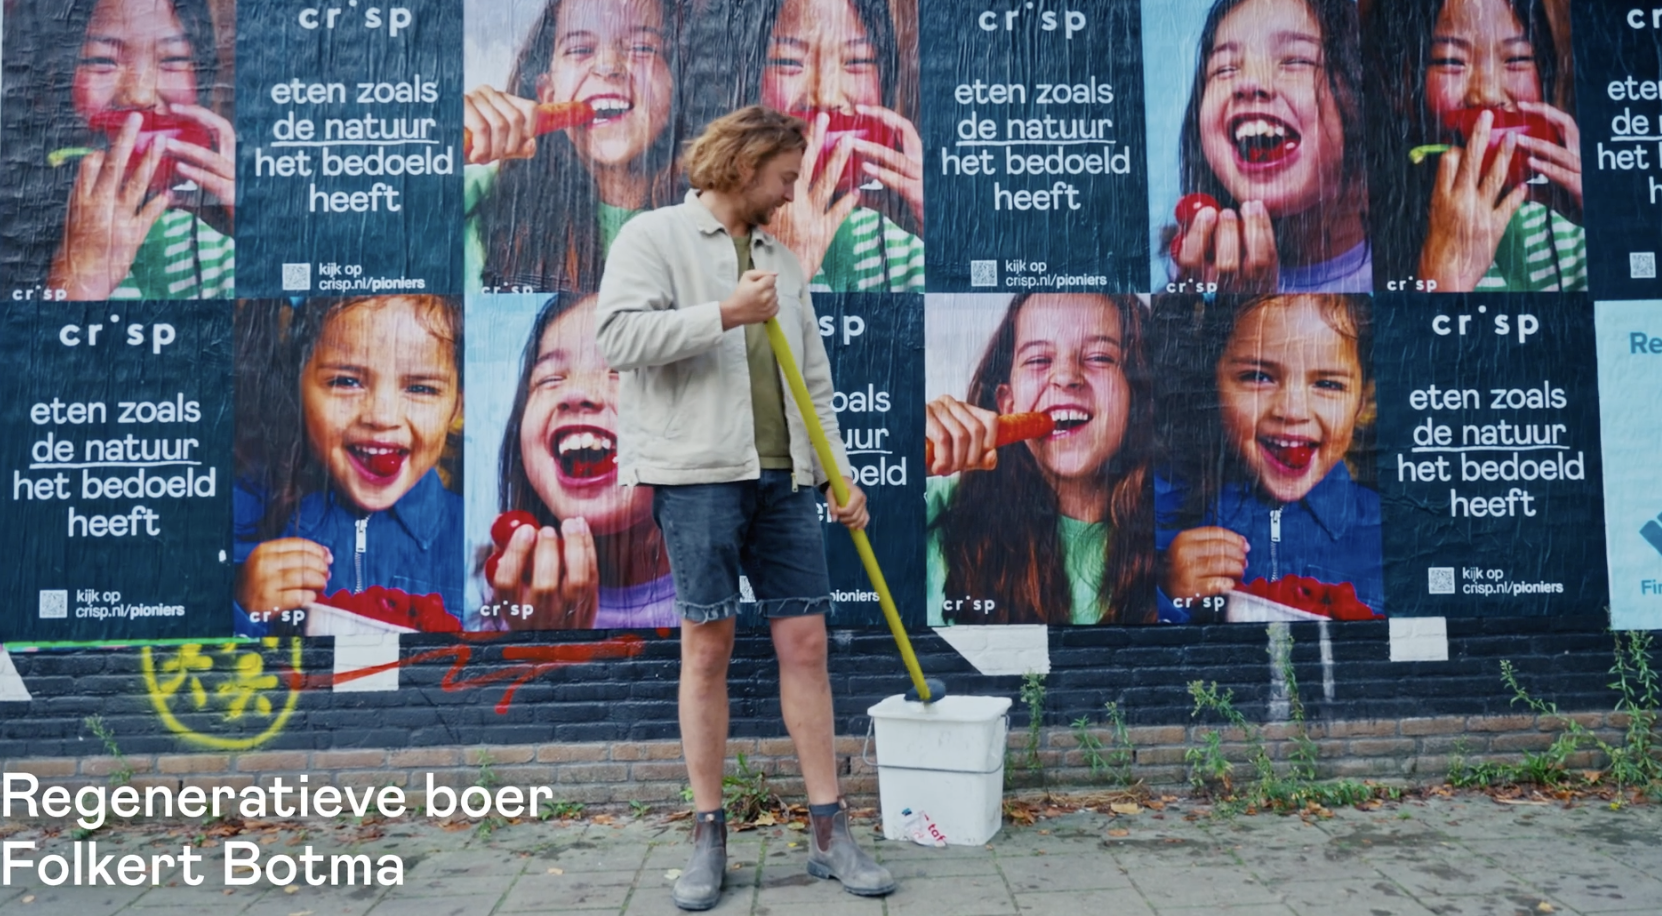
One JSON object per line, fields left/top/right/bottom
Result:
{"left": 786, "top": 822, "right": 806, "bottom": 831}
{"left": 222, "top": 889, "right": 235, "bottom": 895}
{"left": 752, "top": 813, "right": 777, "bottom": 827}
{"left": 1493, "top": 798, "right": 1549, "bottom": 807}
{"left": 787, "top": 842, "right": 799, "bottom": 848}
{"left": 730, "top": 862, "right": 744, "bottom": 871}
{"left": 1145, "top": 801, "right": 1166, "bottom": 811}
{"left": 289, "top": 911, "right": 314, "bottom": 916}
{"left": 21, "top": 896, "right": 34, "bottom": 904}
{"left": 1107, "top": 828, "right": 1130, "bottom": 837}
{"left": 664, "top": 869, "right": 682, "bottom": 880}
{"left": 1037, "top": 829, "right": 1050, "bottom": 836}
{"left": 1110, "top": 802, "right": 1141, "bottom": 816}
{"left": 591, "top": 815, "right": 615, "bottom": 826}
{"left": 283, "top": 885, "right": 299, "bottom": 894}
{"left": 1537, "top": 904, "right": 1554, "bottom": 913}
{"left": 546, "top": 867, "right": 564, "bottom": 875}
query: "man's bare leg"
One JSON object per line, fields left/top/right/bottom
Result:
{"left": 680, "top": 616, "right": 737, "bottom": 812}
{"left": 770, "top": 614, "right": 839, "bottom": 805}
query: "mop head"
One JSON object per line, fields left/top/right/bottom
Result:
{"left": 904, "top": 678, "right": 948, "bottom": 704}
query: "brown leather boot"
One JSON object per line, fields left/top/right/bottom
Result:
{"left": 806, "top": 799, "right": 896, "bottom": 896}
{"left": 672, "top": 810, "right": 726, "bottom": 911}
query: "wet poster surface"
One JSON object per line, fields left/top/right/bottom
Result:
{"left": 0, "top": 0, "right": 1660, "bottom": 638}
{"left": 1, "top": 301, "right": 233, "bottom": 641}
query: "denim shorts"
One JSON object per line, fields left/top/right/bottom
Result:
{"left": 650, "top": 470, "right": 832, "bottom": 623}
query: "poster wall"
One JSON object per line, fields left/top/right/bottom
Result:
{"left": 3, "top": 0, "right": 1661, "bottom": 640}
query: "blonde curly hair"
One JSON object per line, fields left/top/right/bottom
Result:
{"left": 683, "top": 106, "right": 807, "bottom": 193}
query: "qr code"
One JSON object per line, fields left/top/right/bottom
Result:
{"left": 969, "top": 260, "right": 998, "bottom": 287}
{"left": 38, "top": 590, "right": 67, "bottom": 619}
{"left": 1427, "top": 567, "right": 1455, "bottom": 595}
{"left": 282, "top": 262, "right": 312, "bottom": 291}
{"left": 1631, "top": 252, "right": 1656, "bottom": 279}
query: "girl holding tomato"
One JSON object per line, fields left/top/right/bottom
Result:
{"left": 470, "top": 293, "right": 676, "bottom": 631}
{"left": 1165, "top": 0, "right": 1371, "bottom": 294}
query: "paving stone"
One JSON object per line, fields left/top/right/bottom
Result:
{"left": 885, "top": 874, "right": 1018, "bottom": 916}
{"left": 996, "top": 854, "right": 1135, "bottom": 892}
{"left": 1013, "top": 888, "right": 1156, "bottom": 916}
{"left": 1367, "top": 855, "right": 1562, "bottom": 910}
{"left": 1277, "top": 879, "right": 1443, "bottom": 916}
{"left": 362, "top": 895, "right": 501, "bottom": 916}
{"left": 1125, "top": 864, "right": 1282, "bottom": 909}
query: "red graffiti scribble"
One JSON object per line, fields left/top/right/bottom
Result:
{"left": 328, "top": 634, "right": 649, "bottom": 714}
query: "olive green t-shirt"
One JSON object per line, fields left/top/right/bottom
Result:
{"left": 736, "top": 236, "right": 793, "bottom": 470}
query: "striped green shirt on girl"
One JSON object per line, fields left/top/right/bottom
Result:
{"left": 110, "top": 209, "right": 234, "bottom": 300}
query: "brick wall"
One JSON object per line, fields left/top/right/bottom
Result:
{"left": 0, "top": 612, "right": 1648, "bottom": 800}
{"left": 2, "top": 711, "right": 1632, "bottom": 807}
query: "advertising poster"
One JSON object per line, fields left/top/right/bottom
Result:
{"left": 4, "top": 0, "right": 1662, "bottom": 641}
{"left": 0, "top": 0, "right": 238, "bottom": 301}
{"left": 919, "top": 0, "right": 1149, "bottom": 292}
{"left": 1152, "top": 293, "right": 1382, "bottom": 625}
{"left": 1364, "top": 0, "right": 1586, "bottom": 295}
{"left": 235, "top": 0, "right": 463, "bottom": 297}
{"left": 1143, "top": 0, "right": 1371, "bottom": 295}
{"left": 1573, "top": 0, "right": 1662, "bottom": 299}
{"left": 925, "top": 293, "right": 1155, "bottom": 626}
{"left": 818, "top": 294, "right": 926, "bottom": 627}
{"left": 1596, "top": 299, "right": 1662, "bottom": 630}
{"left": 462, "top": 0, "right": 688, "bottom": 295}
{"left": 1374, "top": 293, "right": 1606, "bottom": 617}
{"left": 231, "top": 297, "right": 465, "bottom": 637}
{"left": 463, "top": 292, "right": 676, "bottom": 632}
{"left": 681, "top": 0, "right": 926, "bottom": 294}
{"left": 0, "top": 300, "right": 233, "bottom": 642}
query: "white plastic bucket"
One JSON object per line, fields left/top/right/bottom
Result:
{"left": 866, "top": 694, "right": 1012, "bottom": 846}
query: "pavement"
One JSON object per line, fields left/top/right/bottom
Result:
{"left": 2, "top": 793, "right": 1659, "bottom": 916}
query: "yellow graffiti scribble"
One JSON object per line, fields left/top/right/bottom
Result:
{"left": 142, "top": 638, "right": 302, "bottom": 750}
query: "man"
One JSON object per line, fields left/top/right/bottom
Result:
{"left": 595, "top": 106, "right": 895, "bottom": 910}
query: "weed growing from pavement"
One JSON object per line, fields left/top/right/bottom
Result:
{"left": 542, "top": 800, "right": 586, "bottom": 820}
{"left": 722, "top": 752, "right": 780, "bottom": 823}
{"left": 472, "top": 749, "right": 509, "bottom": 836}
{"left": 1187, "top": 632, "right": 1391, "bottom": 815}
{"left": 1020, "top": 672, "right": 1047, "bottom": 774}
{"left": 1448, "top": 631, "right": 1662, "bottom": 803}
{"left": 1073, "top": 701, "right": 1136, "bottom": 786}
{"left": 83, "top": 715, "right": 133, "bottom": 785}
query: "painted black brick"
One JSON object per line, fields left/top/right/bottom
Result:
{"left": 0, "top": 610, "right": 1634, "bottom": 756}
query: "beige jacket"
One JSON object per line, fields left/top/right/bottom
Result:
{"left": 595, "top": 190, "right": 852, "bottom": 489}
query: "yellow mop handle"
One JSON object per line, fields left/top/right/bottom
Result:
{"left": 762, "top": 317, "right": 932, "bottom": 703}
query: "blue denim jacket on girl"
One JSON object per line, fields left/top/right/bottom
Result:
{"left": 1155, "top": 463, "right": 1385, "bottom": 623}
{"left": 232, "top": 469, "right": 462, "bottom": 636}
